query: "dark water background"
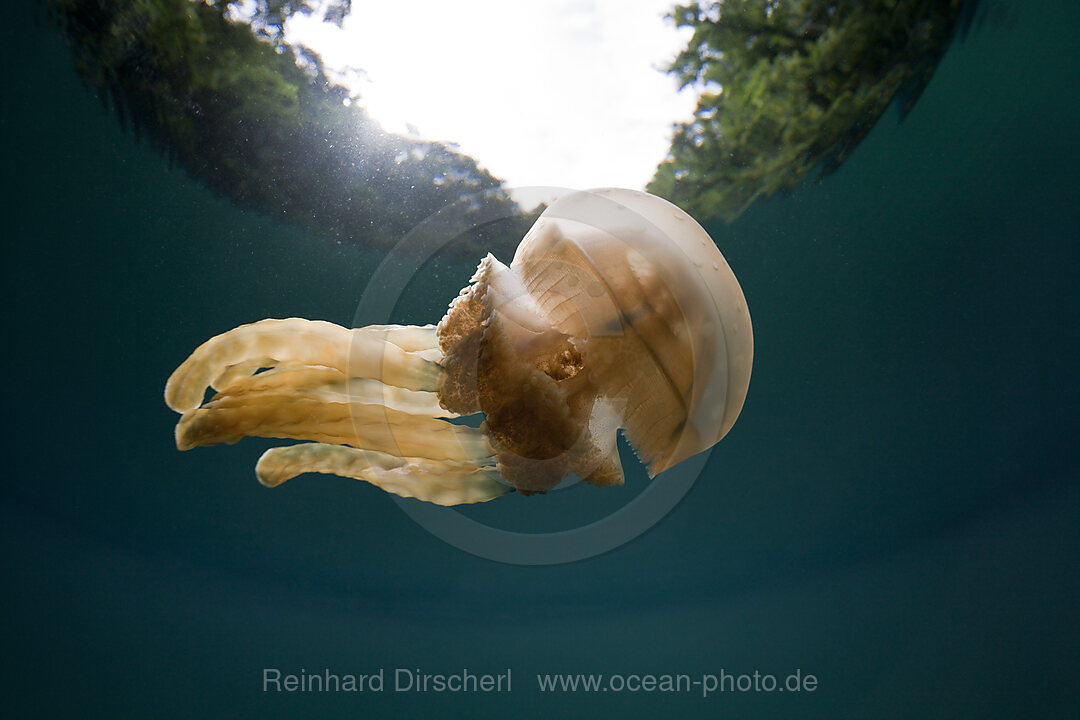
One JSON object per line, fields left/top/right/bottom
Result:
{"left": 3, "top": 2, "right": 1078, "bottom": 717}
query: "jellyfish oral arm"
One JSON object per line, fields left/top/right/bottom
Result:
{"left": 164, "top": 318, "right": 442, "bottom": 413}
{"left": 164, "top": 318, "right": 511, "bottom": 505}
{"left": 256, "top": 444, "right": 509, "bottom": 507}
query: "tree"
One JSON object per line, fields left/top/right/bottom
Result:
{"left": 648, "top": 0, "right": 979, "bottom": 223}
{"left": 43, "top": 0, "right": 525, "bottom": 253}
{"left": 202, "top": 0, "right": 352, "bottom": 48}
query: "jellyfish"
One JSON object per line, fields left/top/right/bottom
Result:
{"left": 164, "top": 189, "right": 753, "bottom": 505}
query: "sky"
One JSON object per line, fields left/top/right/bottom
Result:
{"left": 282, "top": 0, "right": 698, "bottom": 193}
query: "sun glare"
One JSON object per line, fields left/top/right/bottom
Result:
{"left": 283, "top": 0, "right": 695, "bottom": 193}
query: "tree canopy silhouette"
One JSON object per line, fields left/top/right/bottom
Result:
{"left": 649, "top": 0, "right": 980, "bottom": 223}
{"left": 44, "top": 0, "right": 525, "bottom": 253}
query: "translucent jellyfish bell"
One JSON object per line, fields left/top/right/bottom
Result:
{"left": 164, "top": 189, "right": 753, "bottom": 505}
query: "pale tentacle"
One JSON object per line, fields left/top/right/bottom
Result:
{"left": 256, "top": 443, "right": 510, "bottom": 505}
{"left": 212, "top": 357, "right": 279, "bottom": 390}
{"left": 361, "top": 324, "right": 439, "bottom": 352}
{"left": 176, "top": 397, "right": 490, "bottom": 462}
{"left": 164, "top": 318, "right": 442, "bottom": 413}
{"left": 208, "top": 366, "right": 450, "bottom": 417}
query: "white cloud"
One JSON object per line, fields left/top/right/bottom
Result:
{"left": 285, "top": 0, "right": 696, "bottom": 193}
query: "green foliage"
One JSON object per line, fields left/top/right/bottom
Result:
{"left": 649, "top": 0, "right": 976, "bottom": 223}
{"left": 43, "top": 0, "right": 524, "bottom": 253}
{"left": 202, "top": 0, "right": 352, "bottom": 47}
